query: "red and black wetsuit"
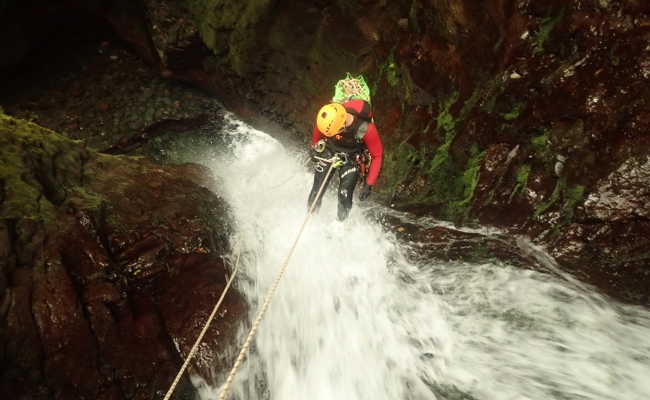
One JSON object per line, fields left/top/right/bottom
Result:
{"left": 308, "top": 99, "right": 383, "bottom": 220}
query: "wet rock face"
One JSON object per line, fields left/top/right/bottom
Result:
{"left": 547, "top": 219, "right": 650, "bottom": 304}
{"left": 381, "top": 213, "right": 544, "bottom": 271}
{"left": 583, "top": 156, "right": 650, "bottom": 221}
{"left": 0, "top": 114, "right": 244, "bottom": 399}
{"left": 545, "top": 154, "right": 650, "bottom": 303}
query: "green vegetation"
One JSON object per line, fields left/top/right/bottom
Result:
{"left": 531, "top": 131, "right": 553, "bottom": 163}
{"left": 0, "top": 114, "right": 76, "bottom": 224}
{"left": 502, "top": 101, "right": 526, "bottom": 121}
{"left": 0, "top": 114, "right": 127, "bottom": 231}
{"left": 452, "top": 145, "right": 486, "bottom": 219}
{"left": 532, "top": 175, "right": 586, "bottom": 222}
{"left": 509, "top": 164, "right": 531, "bottom": 202}
{"left": 436, "top": 91, "right": 460, "bottom": 140}
{"left": 561, "top": 184, "right": 585, "bottom": 222}
{"left": 533, "top": 8, "right": 566, "bottom": 55}
{"left": 184, "top": 0, "right": 273, "bottom": 76}
{"left": 69, "top": 187, "right": 105, "bottom": 210}
{"left": 381, "top": 142, "right": 421, "bottom": 199}
{"left": 533, "top": 177, "right": 564, "bottom": 218}
{"left": 480, "top": 75, "right": 509, "bottom": 114}
{"left": 406, "top": 89, "right": 485, "bottom": 222}
{"left": 385, "top": 53, "right": 400, "bottom": 88}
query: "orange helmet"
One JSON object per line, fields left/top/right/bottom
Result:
{"left": 316, "top": 103, "right": 346, "bottom": 137}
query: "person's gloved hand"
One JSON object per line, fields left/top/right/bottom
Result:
{"left": 359, "top": 182, "right": 372, "bottom": 201}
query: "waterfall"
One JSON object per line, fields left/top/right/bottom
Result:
{"left": 195, "top": 114, "right": 650, "bottom": 400}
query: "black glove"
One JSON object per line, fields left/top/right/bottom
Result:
{"left": 359, "top": 183, "right": 372, "bottom": 201}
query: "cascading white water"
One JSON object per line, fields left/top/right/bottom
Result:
{"left": 196, "top": 114, "right": 650, "bottom": 400}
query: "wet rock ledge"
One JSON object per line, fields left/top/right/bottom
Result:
{"left": 0, "top": 113, "right": 244, "bottom": 399}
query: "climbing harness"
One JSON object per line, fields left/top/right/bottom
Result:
{"left": 216, "top": 159, "right": 339, "bottom": 400}
{"left": 163, "top": 251, "right": 241, "bottom": 400}
{"left": 314, "top": 153, "right": 347, "bottom": 169}
{"left": 313, "top": 138, "right": 327, "bottom": 153}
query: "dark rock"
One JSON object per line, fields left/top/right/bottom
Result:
{"left": 379, "top": 213, "right": 543, "bottom": 271}
{"left": 0, "top": 3, "right": 227, "bottom": 154}
{"left": 583, "top": 155, "right": 650, "bottom": 221}
{"left": 547, "top": 220, "right": 650, "bottom": 304}
{"left": 0, "top": 114, "right": 245, "bottom": 399}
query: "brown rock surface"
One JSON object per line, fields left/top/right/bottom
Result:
{"left": 0, "top": 113, "right": 244, "bottom": 399}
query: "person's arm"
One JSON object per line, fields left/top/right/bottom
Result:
{"left": 312, "top": 125, "right": 322, "bottom": 146}
{"left": 362, "top": 123, "right": 382, "bottom": 186}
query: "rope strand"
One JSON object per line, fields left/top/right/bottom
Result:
{"left": 163, "top": 251, "right": 241, "bottom": 400}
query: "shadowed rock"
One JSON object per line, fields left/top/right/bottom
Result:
{"left": 0, "top": 113, "right": 244, "bottom": 399}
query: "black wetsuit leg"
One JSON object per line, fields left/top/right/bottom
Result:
{"left": 337, "top": 163, "right": 360, "bottom": 221}
{"left": 307, "top": 156, "right": 336, "bottom": 212}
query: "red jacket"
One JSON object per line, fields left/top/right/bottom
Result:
{"left": 312, "top": 99, "right": 383, "bottom": 186}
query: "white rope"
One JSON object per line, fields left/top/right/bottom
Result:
{"left": 163, "top": 251, "right": 241, "bottom": 400}
{"left": 217, "top": 158, "right": 339, "bottom": 400}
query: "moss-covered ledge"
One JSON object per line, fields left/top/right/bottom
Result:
{"left": 0, "top": 113, "right": 244, "bottom": 399}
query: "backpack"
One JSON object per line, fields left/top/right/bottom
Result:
{"left": 332, "top": 73, "right": 373, "bottom": 123}
{"left": 332, "top": 73, "right": 372, "bottom": 104}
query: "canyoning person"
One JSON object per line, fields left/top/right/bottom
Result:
{"left": 307, "top": 98, "right": 383, "bottom": 220}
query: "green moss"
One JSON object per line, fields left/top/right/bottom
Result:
{"left": 69, "top": 187, "right": 105, "bottom": 210}
{"left": 381, "top": 142, "right": 422, "bottom": 198}
{"left": 531, "top": 133, "right": 548, "bottom": 148}
{"left": 417, "top": 89, "right": 483, "bottom": 221}
{"left": 532, "top": 176, "right": 586, "bottom": 225}
{"left": 502, "top": 101, "right": 526, "bottom": 121}
{"left": 421, "top": 143, "right": 484, "bottom": 223}
{"left": 561, "top": 184, "right": 585, "bottom": 222}
{"left": 436, "top": 91, "right": 459, "bottom": 141}
{"left": 428, "top": 142, "right": 450, "bottom": 173}
{"left": 383, "top": 84, "right": 484, "bottom": 223}
{"left": 184, "top": 0, "right": 273, "bottom": 76}
{"left": 533, "top": 8, "right": 565, "bottom": 55}
{"left": 422, "top": 147, "right": 461, "bottom": 203}
{"left": 531, "top": 131, "right": 553, "bottom": 163}
{"left": 0, "top": 114, "right": 104, "bottom": 226}
{"left": 452, "top": 146, "right": 487, "bottom": 218}
{"left": 0, "top": 115, "right": 64, "bottom": 223}
{"left": 509, "top": 164, "right": 531, "bottom": 202}
{"left": 533, "top": 176, "right": 564, "bottom": 219}
{"left": 385, "top": 53, "right": 400, "bottom": 88}
{"left": 105, "top": 212, "right": 130, "bottom": 234}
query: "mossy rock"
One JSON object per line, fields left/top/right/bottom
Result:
{"left": 184, "top": 0, "right": 274, "bottom": 76}
{"left": 0, "top": 113, "right": 91, "bottom": 225}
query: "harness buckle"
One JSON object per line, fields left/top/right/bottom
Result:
{"left": 314, "top": 139, "right": 326, "bottom": 153}
{"left": 335, "top": 152, "right": 349, "bottom": 165}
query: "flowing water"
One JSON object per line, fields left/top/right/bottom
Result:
{"left": 193, "top": 114, "right": 650, "bottom": 400}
